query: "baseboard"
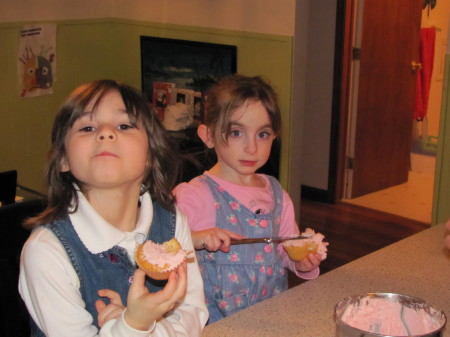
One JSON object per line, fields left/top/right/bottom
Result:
{"left": 301, "top": 185, "right": 329, "bottom": 202}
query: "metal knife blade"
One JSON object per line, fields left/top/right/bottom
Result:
{"left": 230, "top": 235, "right": 311, "bottom": 245}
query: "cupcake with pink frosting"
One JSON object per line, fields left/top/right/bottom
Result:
{"left": 136, "top": 238, "right": 187, "bottom": 280}
{"left": 282, "top": 228, "right": 328, "bottom": 261}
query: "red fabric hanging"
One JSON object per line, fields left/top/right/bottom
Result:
{"left": 414, "top": 27, "right": 436, "bottom": 121}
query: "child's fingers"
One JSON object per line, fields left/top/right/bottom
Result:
{"left": 156, "top": 266, "right": 187, "bottom": 311}
{"left": 96, "top": 299, "right": 124, "bottom": 327}
{"left": 96, "top": 289, "right": 125, "bottom": 327}
{"left": 309, "top": 253, "right": 322, "bottom": 266}
{"left": 296, "top": 260, "right": 312, "bottom": 272}
{"left": 124, "top": 265, "right": 187, "bottom": 328}
{"left": 212, "top": 235, "right": 226, "bottom": 251}
{"left": 95, "top": 299, "right": 106, "bottom": 315}
{"left": 127, "top": 269, "right": 149, "bottom": 308}
{"left": 303, "top": 254, "right": 319, "bottom": 268}
{"left": 208, "top": 228, "right": 242, "bottom": 252}
{"left": 294, "top": 253, "right": 321, "bottom": 272}
{"left": 161, "top": 269, "right": 180, "bottom": 298}
{"left": 221, "top": 228, "right": 245, "bottom": 240}
{"left": 98, "top": 289, "right": 123, "bottom": 306}
{"left": 97, "top": 305, "right": 125, "bottom": 327}
{"left": 156, "top": 264, "right": 187, "bottom": 304}
{"left": 130, "top": 269, "right": 147, "bottom": 294}
{"left": 167, "top": 263, "right": 187, "bottom": 301}
{"left": 195, "top": 228, "right": 244, "bottom": 252}
{"left": 215, "top": 231, "right": 233, "bottom": 252}
{"left": 95, "top": 299, "right": 107, "bottom": 327}
{"left": 173, "top": 263, "right": 187, "bottom": 301}
{"left": 201, "top": 236, "right": 222, "bottom": 252}
{"left": 218, "top": 229, "right": 244, "bottom": 252}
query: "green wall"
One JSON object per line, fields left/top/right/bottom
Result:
{"left": 0, "top": 19, "right": 293, "bottom": 193}
{"left": 433, "top": 53, "right": 450, "bottom": 225}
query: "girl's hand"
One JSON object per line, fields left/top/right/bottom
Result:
{"left": 192, "top": 228, "right": 244, "bottom": 252}
{"left": 294, "top": 253, "right": 322, "bottom": 272}
{"left": 95, "top": 289, "right": 124, "bottom": 327}
{"left": 124, "top": 263, "right": 187, "bottom": 331}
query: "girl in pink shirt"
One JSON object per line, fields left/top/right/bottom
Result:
{"left": 174, "top": 74, "right": 323, "bottom": 323}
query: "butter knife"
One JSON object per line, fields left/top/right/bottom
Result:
{"left": 230, "top": 235, "right": 311, "bottom": 245}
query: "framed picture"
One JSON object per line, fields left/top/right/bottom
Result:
{"left": 140, "top": 36, "right": 279, "bottom": 181}
{"left": 140, "top": 36, "right": 237, "bottom": 126}
{"left": 140, "top": 36, "right": 237, "bottom": 182}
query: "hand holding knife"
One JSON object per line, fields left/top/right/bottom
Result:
{"left": 230, "top": 234, "right": 312, "bottom": 245}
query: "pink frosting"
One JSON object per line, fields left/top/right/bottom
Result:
{"left": 282, "top": 228, "right": 329, "bottom": 260}
{"left": 341, "top": 296, "right": 442, "bottom": 335}
{"left": 141, "top": 241, "right": 186, "bottom": 269}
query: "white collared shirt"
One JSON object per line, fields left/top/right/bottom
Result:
{"left": 19, "top": 191, "right": 208, "bottom": 337}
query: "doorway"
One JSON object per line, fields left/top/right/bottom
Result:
{"left": 337, "top": 0, "right": 449, "bottom": 224}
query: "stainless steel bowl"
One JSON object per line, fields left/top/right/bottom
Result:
{"left": 335, "top": 293, "right": 446, "bottom": 337}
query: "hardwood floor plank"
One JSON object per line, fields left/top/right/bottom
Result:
{"left": 288, "top": 199, "right": 429, "bottom": 288}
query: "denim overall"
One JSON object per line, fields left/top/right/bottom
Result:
{"left": 196, "top": 175, "right": 287, "bottom": 324}
{"left": 30, "top": 201, "right": 175, "bottom": 336}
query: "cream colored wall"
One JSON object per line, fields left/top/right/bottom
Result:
{"left": 0, "top": 0, "right": 301, "bottom": 197}
{"left": 112, "top": 0, "right": 295, "bottom": 36}
{"left": 290, "top": 0, "right": 309, "bottom": 223}
{"left": 2, "top": 0, "right": 336, "bottom": 221}
{"left": 299, "top": 2, "right": 336, "bottom": 191}
{"left": 0, "top": 0, "right": 295, "bottom": 36}
{"left": 0, "top": 0, "right": 113, "bottom": 22}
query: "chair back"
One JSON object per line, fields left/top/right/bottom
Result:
{"left": 0, "top": 199, "right": 46, "bottom": 337}
{"left": 0, "top": 170, "right": 17, "bottom": 205}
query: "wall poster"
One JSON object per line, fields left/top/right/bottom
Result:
{"left": 17, "top": 24, "right": 57, "bottom": 98}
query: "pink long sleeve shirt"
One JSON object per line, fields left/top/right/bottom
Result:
{"left": 174, "top": 172, "right": 319, "bottom": 280}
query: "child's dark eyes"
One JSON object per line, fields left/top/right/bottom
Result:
{"left": 230, "top": 129, "right": 242, "bottom": 137}
{"left": 229, "top": 129, "right": 273, "bottom": 139}
{"left": 118, "top": 124, "right": 134, "bottom": 130}
{"left": 79, "top": 126, "right": 94, "bottom": 132}
{"left": 258, "top": 131, "right": 272, "bottom": 139}
{"left": 78, "top": 124, "right": 134, "bottom": 132}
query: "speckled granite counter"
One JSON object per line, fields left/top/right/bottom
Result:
{"left": 202, "top": 223, "right": 450, "bottom": 337}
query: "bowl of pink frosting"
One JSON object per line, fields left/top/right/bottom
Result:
{"left": 335, "top": 292, "right": 446, "bottom": 337}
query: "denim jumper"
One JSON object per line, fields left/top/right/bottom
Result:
{"left": 196, "top": 175, "right": 287, "bottom": 324}
{"left": 30, "top": 201, "right": 175, "bottom": 336}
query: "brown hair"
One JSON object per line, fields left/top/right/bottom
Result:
{"left": 26, "top": 80, "right": 179, "bottom": 228}
{"left": 203, "top": 74, "right": 281, "bottom": 142}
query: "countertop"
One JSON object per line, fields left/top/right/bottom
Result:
{"left": 202, "top": 223, "right": 450, "bottom": 337}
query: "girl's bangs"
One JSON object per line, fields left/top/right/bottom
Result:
{"left": 68, "top": 84, "right": 141, "bottom": 127}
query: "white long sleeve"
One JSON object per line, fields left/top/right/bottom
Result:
{"left": 19, "top": 192, "right": 208, "bottom": 336}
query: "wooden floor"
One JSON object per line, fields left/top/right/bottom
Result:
{"left": 288, "top": 198, "right": 430, "bottom": 288}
